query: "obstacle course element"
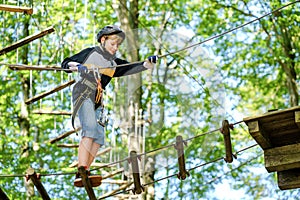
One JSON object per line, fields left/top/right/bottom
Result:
{"left": 129, "top": 151, "right": 144, "bottom": 195}
{"left": 25, "top": 79, "right": 75, "bottom": 105}
{"left": 220, "top": 120, "right": 235, "bottom": 163}
{"left": 25, "top": 168, "right": 51, "bottom": 200}
{"left": 0, "top": 27, "right": 54, "bottom": 56}
{"left": 244, "top": 106, "right": 300, "bottom": 190}
{"left": 175, "top": 135, "right": 190, "bottom": 180}
{"left": 0, "top": 4, "right": 33, "bottom": 14}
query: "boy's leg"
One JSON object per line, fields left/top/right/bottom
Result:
{"left": 78, "top": 137, "right": 94, "bottom": 168}
{"left": 87, "top": 142, "right": 101, "bottom": 168}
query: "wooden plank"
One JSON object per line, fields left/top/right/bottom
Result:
{"left": 98, "top": 182, "right": 133, "bottom": 199}
{"left": 220, "top": 120, "right": 233, "bottom": 163}
{"left": 278, "top": 168, "right": 300, "bottom": 190}
{"left": 0, "top": 4, "right": 33, "bottom": 14}
{"left": 26, "top": 168, "right": 50, "bottom": 200}
{"left": 49, "top": 128, "right": 80, "bottom": 144}
{"left": 4, "top": 63, "right": 66, "bottom": 71}
{"left": 101, "top": 179, "right": 128, "bottom": 185}
{"left": 0, "top": 27, "right": 55, "bottom": 56}
{"left": 102, "top": 168, "right": 124, "bottom": 179}
{"left": 69, "top": 161, "right": 113, "bottom": 168}
{"left": 33, "top": 109, "right": 72, "bottom": 115}
{"left": 96, "top": 147, "right": 112, "bottom": 157}
{"left": 56, "top": 144, "right": 78, "bottom": 148}
{"left": 296, "top": 111, "right": 300, "bottom": 129}
{"left": 244, "top": 106, "right": 300, "bottom": 148}
{"left": 245, "top": 120, "right": 272, "bottom": 149}
{"left": 243, "top": 106, "right": 300, "bottom": 122}
{"left": 25, "top": 79, "right": 75, "bottom": 105}
{"left": 264, "top": 143, "right": 300, "bottom": 172}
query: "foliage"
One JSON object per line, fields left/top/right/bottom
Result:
{"left": 0, "top": 0, "right": 299, "bottom": 200}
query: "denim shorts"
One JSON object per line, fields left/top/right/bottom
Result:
{"left": 78, "top": 98, "right": 105, "bottom": 145}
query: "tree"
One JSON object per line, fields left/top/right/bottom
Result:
{"left": 0, "top": 0, "right": 299, "bottom": 199}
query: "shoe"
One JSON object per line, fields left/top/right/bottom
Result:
{"left": 74, "top": 171, "right": 102, "bottom": 188}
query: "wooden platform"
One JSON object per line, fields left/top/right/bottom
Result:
{"left": 244, "top": 106, "right": 300, "bottom": 190}
{"left": 243, "top": 106, "right": 300, "bottom": 149}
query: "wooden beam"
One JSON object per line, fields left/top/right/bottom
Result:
{"left": 98, "top": 182, "right": 133, "bottom": 200}
{"left": 245, "top": 120, "right": 272, "bottom": 149}
{"left": 25, "top": 79, "right": 75, "bottom": 105}
{"left": 0, "top": 27, "right": 55, "bottom": 56}
{"left": 0, "top": 187, "right": 9, "bottom": 200}
{"left": 56, "top": 144, "right": 78, "bottom": 148}
{"left": 0, "top": 4, "right": 33, "bottom": 14}
{"left": 4, "top": 63, "right": 65, "bottom": 71}
{"left": 69, "top": 161, "right": 113, "bottom": 168}
{"left": 296, "top": 111, "right": 300, "bottom": 129}
{"left": 96, "top": 147, "right": 112, "bottom": 157}
{"left": 277, "top": 168, "right": 300, "bottom": 190}
{"left": 101, "top": 179, "right": 128, "bottom": 185}
{"left": 33, "top": 109, "right": 72, "bottom": 115}
{"left": 102, "top": 168, "right": 124, "bottom": 180}
{"left": 26, "top": 168, "right": 50, "bottom": 200}
{"left": 49, "top": 128, "right": 80, "bottom": 144}
{"left": 264, "top": 143, "right": 300, "bottom": 172}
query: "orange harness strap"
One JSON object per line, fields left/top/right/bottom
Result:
{"left": 95, "top": 79, "right": 103, "bottom": 104}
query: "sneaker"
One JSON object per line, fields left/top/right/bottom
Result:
{"left": 74, "top": 171, "right": 102, "bottom": 188}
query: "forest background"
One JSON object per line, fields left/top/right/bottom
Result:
{"left": 0, "top": 0, "right": 299, "bottom": 199}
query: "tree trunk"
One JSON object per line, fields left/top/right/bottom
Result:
{"left": 18, "top": 19, "right": 33, "bottom": 200}
{"left": 112, "top": 0, "right": 151, "bottom": 199}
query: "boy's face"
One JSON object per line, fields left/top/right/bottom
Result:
{"left": 101, "top": 35, "right": 123, "bottom": 55}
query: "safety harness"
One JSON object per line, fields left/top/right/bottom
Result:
{"left": 71, "top": 72, "right": 104, "bottom": 129}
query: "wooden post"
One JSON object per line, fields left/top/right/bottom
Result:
{"left": 0, "top": 187, "right": 9, "bottom": 200}
{"left": 174, "top": 135, "right": 189, "bottom": 180}
{"left": 0, "top": 27, "right": 55, "bottom": 56}
{"left": 0, "top": 4, "right": 33, "bottom": 14}
{"left": 25, "top": 79, "right": 75, "bottom": 105}
{"left": 129, "top": 151, "right": 144, "bottom": 194}
{"left": 78, "top": 166, "right": 97, "bottom": 200}
{"left": 220, "top": 120, "right": 234, "bottom": 163}
{"left": 26, "top": 168, "right": 50, "bottom": 200}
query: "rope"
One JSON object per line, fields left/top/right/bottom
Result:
{"left": 4, "top": 1, "right": 298, "bottom": 72}
{"left": 91, "top": 120, "right": 244, "bottom": 172}
{"left": 157, "top": 1, "right": 300, "bottom": 59}
{"left": 98, "top": 143, "right": 259, "bottom": 199}
{"left": 0, "top": 120, "right": 244, "bottom": 177}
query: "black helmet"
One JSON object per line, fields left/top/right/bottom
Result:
{"left": 97, "top": 25, "right": 125, "bottom": 43}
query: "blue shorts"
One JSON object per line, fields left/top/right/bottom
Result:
{"left": 78, "top": 98, "right": 105, "bottom": 145}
